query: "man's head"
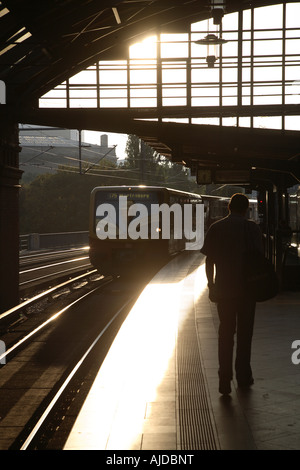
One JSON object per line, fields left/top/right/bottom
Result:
{"left": 228, "top": 193, "right": 249, "bottom": 215}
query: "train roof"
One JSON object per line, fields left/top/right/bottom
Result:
{"left": 91, "top": 185, "right": 202, "bottom": 199}
{"left": 201, "top": 194, "right": 257, "bottom": 202}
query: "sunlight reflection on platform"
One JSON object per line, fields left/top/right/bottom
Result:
{"left": 65, "top": 259, "right": 208, "bottom": 450}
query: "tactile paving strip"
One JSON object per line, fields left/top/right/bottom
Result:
{"left": 176, "top": 268, "right": 219, "bottom": 450}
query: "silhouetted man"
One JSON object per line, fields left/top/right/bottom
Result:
{"left": 201, "top": 193, "right": 263, "bottom": 395}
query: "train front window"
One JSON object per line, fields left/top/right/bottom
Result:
{"left": 95, "top": 190, "right": 160, "bottom": 238}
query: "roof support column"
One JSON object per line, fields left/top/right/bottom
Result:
{"left": 0, "top": 117, "right": 22, "bottom": 312}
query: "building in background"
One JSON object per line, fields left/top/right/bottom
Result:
{"left": 19, "top": 125, "right": 117, "bottom": 182}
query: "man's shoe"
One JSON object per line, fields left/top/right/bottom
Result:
{"left": 219, "top": 379, "right": 231, "bottom": 395}
{"left": 237, "top": 378, "right": 254, "bottom": 389}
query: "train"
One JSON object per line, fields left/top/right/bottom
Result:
{"left": 288, "top": 185, "right": 300, "bottom": 245}
{"left": 89, "top": 185, "right": 203, "bottom": 277}
{"left": 201, "top": 194, "right": 259, "bottom": 230}
{"left": 89, "top": 185, "right": 258, "bottom": 277}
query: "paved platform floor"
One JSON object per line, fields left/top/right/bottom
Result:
{"left": 64, "top": 252, "right": 300, "bottom": 451}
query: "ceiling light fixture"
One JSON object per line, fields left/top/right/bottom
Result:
{"left": 112, "top": 7, "right": 121, "bottom": 24}
{"left": 194, "top": 33, "right": 227, "bottom": 68}
{"left": 194, "top": 0, "right": 227, "bottom": 67}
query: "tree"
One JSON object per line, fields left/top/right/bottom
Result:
{"left": 19, "top": 137, "right": 205, "bottom": 235}
{"left": 123, "top": 134, "right": 200, "bottom": 191}
{"left": 124, "top": 134, "right": 140, "bottom": 170}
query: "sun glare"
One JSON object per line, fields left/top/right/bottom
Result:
{"left": 129, "top": 35, "right": 157, "bottom": 60}
{"left": 88, "top": 279, "right": 183, "bottom": 449}
{"left": 39, "top": 3, "right": 300, "bottom": 133}
{"left": 64, "top": 260, "right": 208, "bottom": 450}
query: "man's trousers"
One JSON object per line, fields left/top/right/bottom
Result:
{"left": 217, "top": 297, "right": 256, "bottom": 384}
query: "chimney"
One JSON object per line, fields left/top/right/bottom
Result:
{"left": 101, "top": 134, "right": 108, "bottom": 147}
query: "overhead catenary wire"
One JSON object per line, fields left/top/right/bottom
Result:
{"left": 20, "top": 144, "right": 117, "bottom": 168}
{"left": 21, "top": 160, "right": 189, "bottom": 186}
{"left": 83, "top": 144, "right": 117, "bottom": 174}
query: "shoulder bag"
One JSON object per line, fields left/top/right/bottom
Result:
{"left": 244, "top": 221, "right": 279, "bottom": 302}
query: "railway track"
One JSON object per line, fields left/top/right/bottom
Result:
{"left": 19, "top": 247, "right": 90, "bottom": 269}
{"left": 19, "top": 247, "right": 92, "bottom": 295}
{"left": 0, "top": 272, "right": 140, "bottom": 450}
{"left": 0, "top": 248, "right": 160, "bottom": 449}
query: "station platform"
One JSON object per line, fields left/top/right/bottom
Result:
{"left": 64, "top": 252, "right": 300, "bottom": 451}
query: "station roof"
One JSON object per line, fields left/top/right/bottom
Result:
{"left": 1, "top": 1, "right": 299, "bottom": 187}
{"left": 0, "top": 0, "right": 285, "bottom": 104}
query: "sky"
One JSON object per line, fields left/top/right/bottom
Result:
{"left": 83, "top": 130, "right": 128, "bottom": 160}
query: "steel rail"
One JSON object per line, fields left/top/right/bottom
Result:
{"left": 19, "top": 297, "right": 132, "bottom": 450}
{"left": 0, "top": 269, "right": 99, "bottom": 323}
{"left": 20, "top": 247, "right": 89, "bottom": 264}
{"left": 0, "top": 274, "right": 113, "bottom": 365}
{"left": 19, "top": 256, "right": 90, "bottom": 274}
{"left": 0, "top": 284, "right": 102, "bottom": 364}
{"left": 19, "top": 262, "right": 92, "bottom": 287}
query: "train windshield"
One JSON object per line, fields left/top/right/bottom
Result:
{"left": 94, "top": 189, "right": 160, "bottom": 235}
